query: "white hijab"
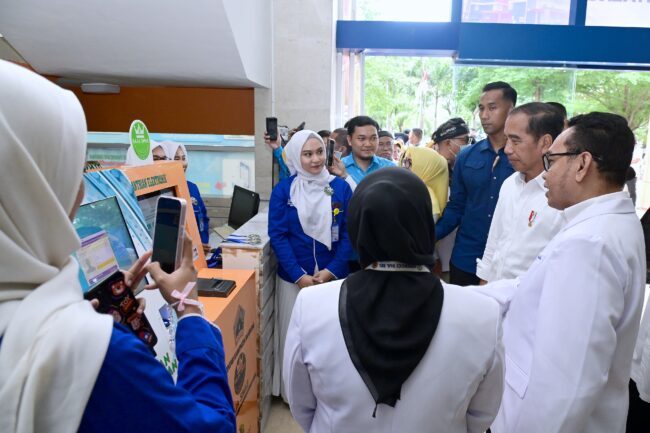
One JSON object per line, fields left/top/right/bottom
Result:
{"left": 160, "top": 140, "right": 187, "bottom": 162}
{"left": 284, "top": 130, "right": 334, "bottom": 250}
{"left": 0, "top": 60, "right": 112, "bottom": 433}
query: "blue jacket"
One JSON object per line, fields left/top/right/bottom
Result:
{"left": 273, "top": 147, "right": 291, "bottom": 182}
{"left": 269, "top": 176, "right": 353, "bottom": 283}
{"left": 435, "top": 138, "right": 514, "bottom": 274}
{"left": 188, "top": 181, "right": 210, "bottom": 244}
{"left": 342, "top": 154, "right": 395, "bottom": 185}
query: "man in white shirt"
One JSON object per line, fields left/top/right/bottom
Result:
{"left": 477, "top": 112, "right": 645, "bottom": 433}
{"left": 477, "top": 102, "right": 565, "bottom": 283}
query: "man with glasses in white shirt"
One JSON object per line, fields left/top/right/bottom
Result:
{"left": 477, "top": 103, "right": 565, "bottom": 284}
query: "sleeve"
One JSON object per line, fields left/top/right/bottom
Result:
{"left": 514, "top": 237, "right": 625, "bottom": 432}
{"left": 634, "top": 310, "right": 650, "bottom": 402}
{"left": 463, "top": 278, "right": 519, "bottom": 318}
{"left": 273, "top": 147, "right": 291, "bottom": 181}
{"left": 344, "top": 175, "right": 357, "bottom": 192}
{"left": 435, "top": 154, "right": 467, "bottom": 241}
{"left": 283, "top": 293, "right": 317, "bottom": 432}
{"left": 475, "top": 183, "right": 508, "bottom": 282}
{"left": 196, "top": 190, "right": 210, "bottom": 244}
{"left": 268, "top": 182, "right": 307, "bottom": 283}
{"left": 466, "top": 307, "right": 505, "bottom": 433}
{"left": 79, "top": 318, "right": 236, "bottom": 433}
{"left": 323, "top": 182, "right": 353, "bottom": 279}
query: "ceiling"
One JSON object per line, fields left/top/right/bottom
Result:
{"left": 0, "top": 0, "right": 271, "bottom": 88}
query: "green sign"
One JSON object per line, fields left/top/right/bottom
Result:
{"left": 129, "top": 120, "right": 151, "bottom": 160}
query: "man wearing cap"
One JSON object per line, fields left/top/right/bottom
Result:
{"left": 476, "top": 102, "right": 566, "bottom": 283}
{"left": 377, "top": 131, "right": 396, "bottom": 161}
{"left": 430, "top": 117, "right": 472, "bottom": 179}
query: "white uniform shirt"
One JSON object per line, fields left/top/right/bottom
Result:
{"left": 283, "top": 280, "right": 504, "bottom": 433}
{"left": 476, "top": 172, "right": 565, "bottom": 282}
{"left": 631, "top": 299, "right": 650, "bottom": 402}
{"left": 476, "top": 192, "right": 646, "bottom": 433}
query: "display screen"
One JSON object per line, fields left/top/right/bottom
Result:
{"left": 137, "top": 187, "right": 176, "bottom": 234}
{"left": 152, "top": 198, "right": 183, "bottom": 274}
{"left": 73, "top": 197, "right": 139, "bottom": 292}
{"left": 228, "top": 185, "right": 260, "bottom": 229}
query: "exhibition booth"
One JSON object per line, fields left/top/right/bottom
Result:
{"left": 77, "top": 158, "right": 275, "bottom": 433}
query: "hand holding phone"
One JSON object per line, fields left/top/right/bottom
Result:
{"left": 146, "top": 236, "right": 200, "bottom": 317}
{"left": 85, "top": 271, "right": 158, "bottom": 352}
{"left": 151, "top": 197, "right": 187, "bottom": 274}
{"left": 326, "top": 138, "right": 335, "bottom": 167}
{"left": 266, "top": 117, "right": 278, "bottom": 141}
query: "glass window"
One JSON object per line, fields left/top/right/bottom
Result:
{"left": 586, "top": 0, "right": 650, "bottom": 28}
{"left": 462, "top": 0, "right": 571, "bottom": 25}
{"left": 357, "top": 0, "right": 452, "bottom": 22}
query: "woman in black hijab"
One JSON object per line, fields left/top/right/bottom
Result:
{"left": 282, "top": 167, "right": 504, "bottom": 433}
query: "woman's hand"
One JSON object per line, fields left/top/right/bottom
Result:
{"left": 264, "top": 130, "right": 281, "bottom": 150}
{"left": 90, "top": 251, "right": 152, "bottom": 316}
{"left": 327, "top": 154, "right": 348, "bottom": 179}
{"left": 297, "top": 274, "right": 316, "bottom": 289}
{"left": 313, "top": 269, "right": 335, "bottom": 284}
{"left": 146, "top": 236, "right": 200, "bottom": 317}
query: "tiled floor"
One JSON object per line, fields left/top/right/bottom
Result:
{"left": 264, "top": 398, "right": 303, "bottom": 433}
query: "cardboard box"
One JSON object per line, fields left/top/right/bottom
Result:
{"left": 199, "top": 268, "right": 259, "bottom": 433}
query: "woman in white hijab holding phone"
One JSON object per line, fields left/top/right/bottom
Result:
{"left": 0, "top": 60, "right": 235, "bottom": 433}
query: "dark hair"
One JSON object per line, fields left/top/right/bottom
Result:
{"left": 546, "top": 102, "right": 567, "bottom": 119}
{"left": 378, "top": 130, "right": 394, "bottom": 139}
{"left": 394, "top": 132, "right": 409, "bottom": 143}
{"left": 345, "top": 116, "right": 379, "bottom": 136}
{"left": 403, "top": 129, "right": 411, "bottom": 135}
{"left": 411, "top": 128, "right": 423, "bottom": 139}
{"left": 317, "top": 130, "right": 331, "bottom": 139}
{"left": 332, "top": 127, "right": 347, "bottom": 136}
{"left": 565, "top": 112, "right": 635, "bottom": 187}
{"left": 509, "top": 102, "right": 564, "bottom": 142}
{"left": 482, "top": 81, "right": 517, "bottom": 106}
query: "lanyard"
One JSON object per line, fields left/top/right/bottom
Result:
{"left": 365, "top": 261, "right": 430, "bottom": 273}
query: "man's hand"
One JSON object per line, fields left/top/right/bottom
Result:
{"left": 327, "top": 154, "right": 348, "bottom": 179}
{"left": 479, "top": 279, "right": 488, "bottom": 285}
{"left": 264, "top": 130, "right": 281, "bottom": 151}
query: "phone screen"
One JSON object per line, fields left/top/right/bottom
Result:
{"left": 326, "top": 139, "right": 335, "bottom": 166}
{"left": 266, "top": 117, "right": 278, "bottom": 141}
{"left": 152, "top": 198, "right": 182, "bottom": 274}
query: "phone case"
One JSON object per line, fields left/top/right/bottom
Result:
{"left": 152, "top": 196, "right": 187, "bottom": 274}
{"left": 84, "top": 271, "right": 158, "bottom": 353}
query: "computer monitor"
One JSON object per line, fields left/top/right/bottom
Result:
{"left": 228, "top": 185, "right": 260, "bottom": 230}
{"left": 73, "top": 196, "right": 140, "bottom": 293}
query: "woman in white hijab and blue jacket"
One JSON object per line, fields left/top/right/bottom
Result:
{"left": 283, "top": 167, "right": 505, "bottom": 433}
{"left": 0, "top": 60, "right": 235, "bottom": 433}
{"left": 268, "top": 129, "right": 353, "bottom": 401}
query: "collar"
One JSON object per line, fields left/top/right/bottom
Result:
{"left": 562, "top": 191, "right": 634, "bottom": 229}
{"left": 514, "top": 171, "right": 546, "bottom": 190}
{"left": 344, "top": 154, "right": 379, "bottom": 169}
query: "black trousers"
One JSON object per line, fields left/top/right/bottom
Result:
{"left": 449, "top": 262, "right": 480, "bottom": 286}
{"left": 627, "top": 379, "right": 650, "bottom": 432}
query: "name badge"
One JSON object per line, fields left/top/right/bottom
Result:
{"left": 331, "top": 224, "right": 340, "bottom": 242}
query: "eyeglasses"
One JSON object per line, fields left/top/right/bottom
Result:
{"left": 451, "top": 136, "right": 472, "bottom": 145}
{"left": 542, "top": 150, "right": 604, "bottom": 171}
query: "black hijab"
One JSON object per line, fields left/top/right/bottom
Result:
{"left": 339, "top": 167, "right": 444, "bottom": 411}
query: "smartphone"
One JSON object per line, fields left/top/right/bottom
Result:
{"left": 84, "top": 270, "right": 158, "bottom": 352}
{"left": 151, "top": 196, "right": 187, "bottom": 274}
{"left": 266, "top": 117, "right": 278, "bottom": 141}
{"left": 196, "top": 278, "right": 237, "bottom": 298}
{"left": 296, "top": 121, "right": 305, "bottom": 132}
{"left": 326, "top": 138, "right": 335, "bottom": 166}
